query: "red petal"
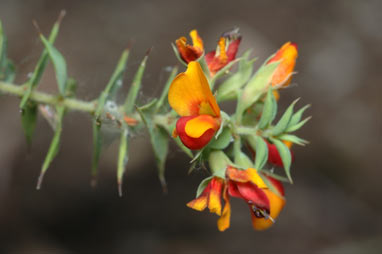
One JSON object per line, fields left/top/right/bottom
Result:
{"left": 236, "top": 182, "right": 270, "bottom": 210}
{"left": 176, "top": 116, "right": 216, "bottom": 150}
{"left": 226, "top": 38, "right": 241, "bottom": 62}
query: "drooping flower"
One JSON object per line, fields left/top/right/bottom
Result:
{"left": 188, "top": 166, "right": 286, "bottom": 231}
{"left": 175, "top": 30, "right": 204, "bottom": 63}
{"left": 168, "top": 61, "right": 221, "bottom": 150}
{"left": 266, "top": 140, "right": 294, "bottom": 167}
{"left": 267, "top": 42, "right": 298, "bottom": 88}
{"left": 205, "top": 29, "right": 241, "bottom": 76}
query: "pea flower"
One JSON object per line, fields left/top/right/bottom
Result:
{"left": 205, "top": 29, "right": 241, "bottom": 76}
{"left": 268, "top": 42, "right": 298, "bottom": 88}
{"left": 175, "top": 29, "right": 204, "bottom": 63}
{"left": 168, "top": 61, "right": 221, "bottom": 150}
{"left": 175, "top": 29, "right": 241, "bottom": 76}
{"left": 188, "top": 166, "right": 285, "bottom": 231}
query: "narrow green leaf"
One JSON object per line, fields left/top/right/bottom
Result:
{"left": 210, "top": 58, "right": 241, "bottom": 89}
{"left": 91, "top": 50, "right": 129, "bottom": 181}
{"left": 286, "top": 116, "right": 312, "bottom": 133}
{"left": 37, "top": 106, "right": 65, "bottom": 190}
{"left": 271, "top": 98, "right": 300, "bottom": 136}
{"left": 4, "top": 60, "right": 15, "bottom": 82}
{"left": 208, "top": 127, "right": 232, "bottom": 150}
{"left": 40, "top": 34, "right": 67, "bottom": 95}
{"left": 216, "top": 52, "right": 256, "bottom": 101}
{"left": 258, "top": 88, "right": 277, "bottom": 129}
{"left": 20, "top": 16, "right": 62, "bottom": 109}
{"left": 247, "top": 135, "right": 268, "bottom": 170}
{"left": 271, "top": 138, "right": 293, "bottom": 183}
{"left": 278, "top": 134, "right": 309, "bottom": 146}
{"left": 117, "top": 127, "right": 129, "bottom": 197}
{"left": 196, "top": 176, "right": 214, "bottom": 197}
{"left": 154, "top": 66, "right": 178, "bottom": 113}
{"left": 287, "top": 104, "right": 310, "bottom": 129}
{"left": 0, "top": 20, "right": 7, "bottom": 76}
{"left": 240, "top": 60, "right": 280, "bottom": 110}
{"left": 94, "top": 49, "right": 130, "bottom": 119}
{"left": 21, "top": 102, "right": 38, "bottom": 145}
{"left": 123, "top": 50, "right": 149, "bottom": 114}
{"left": 136, "top": 104, "right": 170, "bottom": 191}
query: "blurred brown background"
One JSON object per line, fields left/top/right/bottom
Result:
{"left": 0, "top": 0, "right": 381, "bottom": 253}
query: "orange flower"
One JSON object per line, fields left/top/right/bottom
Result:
{"left": 205, "top": 29, "right": 241, "bottom": 76}
{"left": 187, "top": 177, "right": 224, "bottom": 216}
{"left": 188, "top": 166, "right": 286, "bottom": 231}
{"left": 168, "top": 61, "right": 221, "bottom": 150}
{"left": 267, "top": 42, "right": 298, "bottom": 87}
{"left": 175, "top": 30, "right": 204, "bottom": 63}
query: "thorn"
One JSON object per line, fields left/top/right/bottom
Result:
{"left": 90, "top": 176, "right": 97, "bottom": 188}
{"left": 32, "top": 20, "right": 42, "bottom": 35}
{"left": 145, "top": 46, "right": 153, "bottom": 56}
{"left": 57, "top": 10, "right": 66, "bottom": 25}
{"left": 160, "top": 176, "right": 168, "bottom": 194}
{"left": 36, "top": 171, "right": 45, "bottom": 190}
{"left": 126, "top": 39, "right": 134, "bottom": 50}
{"left": 118, "top": 181, "right": 123, "bottom": 197}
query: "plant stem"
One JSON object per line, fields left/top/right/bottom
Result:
{"left": 0, "top": 81, "right": 96, "bottom": 113}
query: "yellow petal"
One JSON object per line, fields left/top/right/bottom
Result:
{"left": 184, "top": 115, "right": 219, "bottom": 138}
{"left": 246, "top": 168, "right": 267, "bottom": 189}
{"left": 251, "top": 189, "right": 286, "bottom": 230}
{"left": 168, "top": 61, "right": 220, "bottom": 117}
{"left": 217, "top": 37, "right": 228, "bottom": 63}
{"left": 190, "top": 29, "right": 204, "bottom": 52}
{"left": 217, "top": 188, "right": 231, "bottom": 231}
{"left": 208, "top": 178, "right": 223, "bottom": 216}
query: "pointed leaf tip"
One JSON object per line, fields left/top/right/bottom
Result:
{"left": 36, "top": 172, "right": 45, "bottom": 190}
{"left": 118, "top": 181, "right": 123, "bottom": 197}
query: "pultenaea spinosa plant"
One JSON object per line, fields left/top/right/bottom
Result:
{"left": 0, "top": 12, "right": 310, "bottom": 231}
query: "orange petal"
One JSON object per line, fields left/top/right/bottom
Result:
{"left": 217, "top": 186, "right": 231, "bottom": 231}
{"left": 185, "top": 115, "right": 220, "bottom": 138}
{"left": 268, "top": 42, "right": 298, "bottom": 87}
{"left": 187, "top": 195, "right": 208, "bottom": 211}
{"left": 208, "top": 178, "right": 223, "bottom": 216}
{"left": 251, "top": 189, "right": 286, "bottom": 230}
{"left": 168, "top": 61, "right": 220, "bottom": 117}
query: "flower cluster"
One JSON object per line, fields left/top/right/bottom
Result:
{"left": 168, "top": 28, "right": 307, "bottom": 231}
{"left": 187, "top": 166, "right": 285, "bottom": 231}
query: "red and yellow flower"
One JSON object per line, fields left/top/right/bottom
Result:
{"left": 267, "top": 42, "right": 298, "bottom": 88}
{"left": 188, "top": 166, "right": 285, "bottom": 231}
{"left": 175, "top": 29, "right": 204, "bottom": 63}
{"left": 205, "top": 30, "right": 241, "bottom": 76}
{"left": 168, "top": 61, "right": 221, "bottom": 150}
{"left": 175, "top": 29, "right": 241, "bottom": 76}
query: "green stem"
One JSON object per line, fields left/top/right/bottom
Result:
{"left": 0, "top": 81, "right": 96, "bottom": 113}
